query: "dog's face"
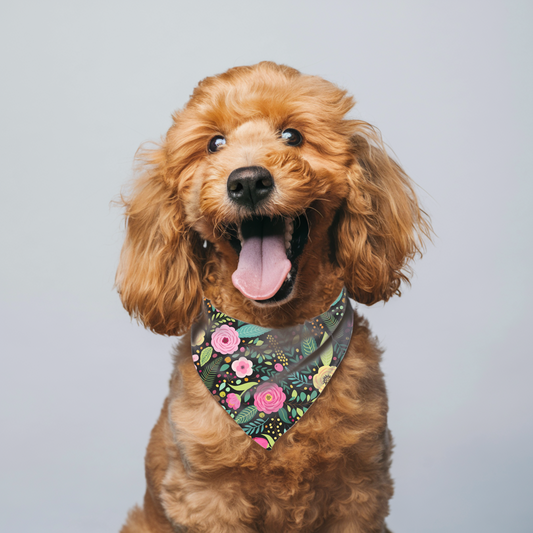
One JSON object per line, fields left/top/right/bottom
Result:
{"left": 117, "top": 62, "right": 429, "bottom": 334}
{"left": 182, "top": 65, "right": 356, "bottom": 308}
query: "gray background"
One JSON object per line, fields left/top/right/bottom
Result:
{"left": 1, "top": 1, "right": 532, "bottom": 531}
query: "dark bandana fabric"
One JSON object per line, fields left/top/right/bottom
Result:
{"left": 190, "top": 288, "right": 354, "bottom": 450}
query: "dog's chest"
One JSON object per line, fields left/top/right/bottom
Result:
{"left": 161, "top": 324, "right": 389, "bottom": 530}
{"left": 162, "top": 425, "right": 348, "bottom": 531}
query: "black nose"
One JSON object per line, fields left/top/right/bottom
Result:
{"left": 227, "top": 166, "right": 274, "bottom": 209}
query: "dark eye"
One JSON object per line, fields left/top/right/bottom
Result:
{"left": 208, "top": 135, "right": 226, "bottom": 153}
{"left": 281, "top": 128, "right": 303, "bottom": 147}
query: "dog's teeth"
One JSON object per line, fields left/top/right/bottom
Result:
{"left": 286, "top": 272, "right": 291, "bottom": 281}
{"left": 237, "top": 226, "right": 244, "bottom": 244}
{"left": 285, "top": 219, "right": 294, "bottom": 234}
{"left": 284, "top": 218, "right": 294, "bottom": 249}
{"left": 203, "top": 240, "right": 208, "bottom": 248}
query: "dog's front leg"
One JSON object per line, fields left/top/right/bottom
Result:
{"left": 167, "top": 509, "right": 259, "bottom": 533}
{"left": 161, "top": 472, "right": 260, "bottom": 533}
{"left": 317, "top": 520, "right": 392, "bottom": 533}
{"left": 171, "top": 522, "right": 258, "bottom": 533}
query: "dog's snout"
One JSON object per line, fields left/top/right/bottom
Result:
{"left": 227, "top": 166, "right": 274, "bottom": 209}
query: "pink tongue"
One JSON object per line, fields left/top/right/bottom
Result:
{"left": 232, "top": 234, "right": 291, "bottom": 300}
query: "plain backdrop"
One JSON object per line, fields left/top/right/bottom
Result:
{"left": 1, "top": 1, "right": 532, "bottom": 532}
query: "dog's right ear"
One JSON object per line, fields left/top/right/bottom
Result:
{"left": 116, "top": 145, "right": 203, "bottom": 336}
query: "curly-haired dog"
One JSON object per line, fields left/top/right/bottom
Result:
{"left": 117, "top": 62, "right": 430, "bottom": 533}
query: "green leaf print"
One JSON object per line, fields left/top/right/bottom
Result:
{"left": 302, "top": 336, "right": 317, "bottom": 357}
{"left": 238, "top": 324, "right": 272, "bottom": 338}
{"left": 242, "top": 418, "right": 267, "bottom": 435}
{"left": 278, "top": 408, "right": 290, "bottom": 424}
{"left": 322, "top": 311, "right": 338, "bottom": 331}
{"left": 229, "top": 381, "right": 259, "bottom": 392}
{"left": 200, "top": 346, "right": 213, "bottom": 366}
{"left": 235, "top": 406, "right": 258, "bottom": 424}
{"left": 281, "top": 382, "right": 292, "bottom": 394}
{"left": 320, "top": 332, "right": 333, "bottom": 366}
{"left": 289, "top": 372, "right": 311, "bottom": 388}
{"left": 202, "top": 357, "right": 222, "bottom": 389}
{"left": 262, "top": 434, "right": 276, "bottom": 448}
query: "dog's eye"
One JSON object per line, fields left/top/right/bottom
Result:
{"left": 208, "top": 135, "right": 226, "bottom": 153}
{"left": 281, "top": 129, "right": 303, "bottom": 147}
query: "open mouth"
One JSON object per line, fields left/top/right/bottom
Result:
{"left": 227, "top": 214, "right": 309, "bottom": 303}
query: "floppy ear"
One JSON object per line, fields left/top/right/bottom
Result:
{"left": 336, "top": 122, "right": 431, "bottom": 305}
{"left": 116, "top": 146, "right": 203, "bottom": 336}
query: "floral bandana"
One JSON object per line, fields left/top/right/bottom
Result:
{"left": 190, "top": 289, "right": 354, "bottom": 450}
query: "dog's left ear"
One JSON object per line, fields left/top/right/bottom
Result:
{"left": 335, "top": 122, "right": 431, "bottom": 305}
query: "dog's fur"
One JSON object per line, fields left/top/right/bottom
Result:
{"left": 116, "top": 62, "right": 430, "bottom": 533}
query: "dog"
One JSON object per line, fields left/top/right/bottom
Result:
{"left": 116, "top": 61, "right": 430, "bottom": 533}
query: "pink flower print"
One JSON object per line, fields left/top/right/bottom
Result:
{"left": 211, "top": 325, "right": 240, "bottom": 354}
{"left": 232, "top": 357, "right": 253, "bottom": 378}
{"left": 192, "top": 354, "right": 199, "bottom": 362}
{"left": 254, "top": 383, "right": 286, "bottom": 414}
{"left": 274, "top": 363, "right": 283, "bottom": 372}
{"left": 226, "top": 393, "right": 241, "bottom": 410}
{"left": 253, "top": 437, "right": 269, "bottom": 449}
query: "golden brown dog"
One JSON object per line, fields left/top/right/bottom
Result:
{"left": 116, "top": 62, "right": 430, "bottom": 533}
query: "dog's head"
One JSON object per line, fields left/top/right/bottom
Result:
{"left": 117, "top": 62, "right": 430, "bottom": 335}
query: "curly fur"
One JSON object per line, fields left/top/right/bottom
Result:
{"left": 117, "top": 62, "right": 430, "bottom": 532}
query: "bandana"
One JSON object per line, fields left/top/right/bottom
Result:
{"left": 190, "top": 288, "right": 354, "bottom": 450}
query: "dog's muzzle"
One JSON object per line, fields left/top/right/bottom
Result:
{"left": 225, "top": 166, "right": 309, "bottom": 303}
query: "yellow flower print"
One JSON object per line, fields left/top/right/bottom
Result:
{"left": 313, "top": 366, "right": 336, "bottom": 392}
